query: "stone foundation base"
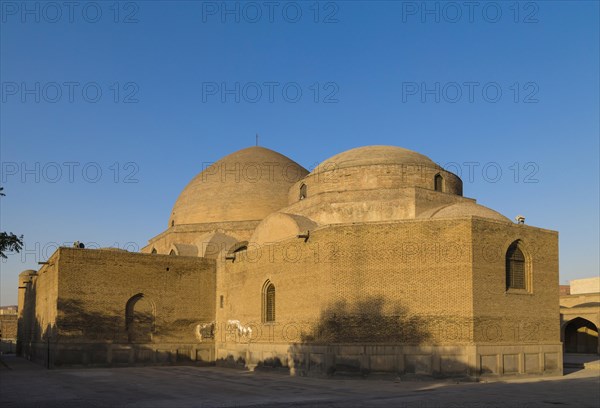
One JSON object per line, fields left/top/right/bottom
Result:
{"left": 216, "top": 342, "right": 563, "bottom": 379}
{"left": 19, "top": 340, "right": 563, "bottom": 378}
{"left": 19, "top": 342, "right": 215, "bottom": 368}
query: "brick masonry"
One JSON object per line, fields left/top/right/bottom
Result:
{"left": 17, "top": 145, "right": 564, "bottom": 378}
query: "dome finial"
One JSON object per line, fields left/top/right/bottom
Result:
{"left": 255, "top": 133, "right": 259, "bottom": 146}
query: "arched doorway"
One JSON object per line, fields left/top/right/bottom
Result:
{"left": 126, "top": 294, "right": 154, "bottom": 343}
{"left": 564, "top": 318, "right": 598, "bottom": 354}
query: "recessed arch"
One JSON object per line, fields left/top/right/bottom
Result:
{"left": 125, "top": 293, "right": 155, "bottom": 343}
{"left": 563, "top": 317, "right": 599, "bottom": 354}
{"left": 195, "top": 231, "right": 238, "bottom": 259}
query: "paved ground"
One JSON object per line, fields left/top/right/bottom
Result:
{"left": 1, "top": 355, "right": 599, "bottom": 408}
{"left": 564, "top": 353, "right": 600, "bottom": 369}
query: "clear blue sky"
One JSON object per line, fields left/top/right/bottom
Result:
{"left": 1, "top": 1, "right": 598, "bottom": 305}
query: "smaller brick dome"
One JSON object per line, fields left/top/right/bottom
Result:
{"left": 420, "top": 202, "right": 510, "bottom": 222}
{"left": 250, "top": 212, "right": 318, "bottom": 245}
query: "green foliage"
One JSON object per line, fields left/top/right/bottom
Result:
{"left": 0, "top": 187, "right": 24, "bottom": 258}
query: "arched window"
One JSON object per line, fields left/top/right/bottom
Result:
{"left": 506, "top": 241, "right": 526, "bottom": 290}
{"left": 434, "top": 174, "right": 444, "bottom": 192}
{"left": 169, "top": 249, "right": 176, "bottom": 256}
{"left": 299, "top": 183, "right": 307, "bottom": 200}
{"left": 171, "top": 220, "right": 175, "bottom": 227}
{"left": 151, "top": 248, "right": 157, "bottom": 254}
{"left": 262, "top": 281, "right": 276, "bottom": 323}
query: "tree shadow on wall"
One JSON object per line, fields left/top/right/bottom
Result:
{"left": 301, "top": 296, "right": 431, "bottom": 344}
{"left": 153, "top": 318, "right": 201, "bottom": 343}
{"left": 57, "top": 299, "right": 125, "bottom": 342}
{"left": 20, "top": 298, "right": 210, "bottom": 368}
{"left": 283, "top": 296, "right": 434, "bottom": 377}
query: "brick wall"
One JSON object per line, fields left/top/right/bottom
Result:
{"left": 19, "top": 247, "right": 217, "bottom": 366}
{"left": 215, "top": 217, "right": 561, "bottom": 377}
{"left": 471, "top": 219, "right": 560, "bottom": 345}
{"left": 217, "top": 219, "right": 475, "bottom": 347}
{"left": 56, "top": 248, "right": 215, "bottom": 344}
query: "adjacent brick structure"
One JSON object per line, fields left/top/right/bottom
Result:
{"left": 0, "top": 306, "right": 17, "bottom": 353}
{"left": 560, "top": 278, "right": 600, "bottom": 354}
{"left": 18, "top": 248, "right": 215, "bottom": 366}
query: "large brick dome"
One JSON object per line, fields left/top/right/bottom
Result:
{"left": 290, "top": 145, "right": 463, "bottom": 203}
{"left": 169, "top": 146, "right": 308, "bottom": 226}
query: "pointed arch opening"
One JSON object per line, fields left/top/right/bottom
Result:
{"left": 125, "top": 294, "right": 155, "bottom": 343}
{"left": 434, "top": 173, "right": 444, "bottom": 192}
{"left": 564, "top": 317, "right": 599, "bottom": 354}
{"left": 262, "top": 280, "right": 276, "bottom": 323}
{"left": 299, "top": 183, "right": 307, "bottom": 200}
{"left": 505, "top": 240, "right": 531, "bottom": 292}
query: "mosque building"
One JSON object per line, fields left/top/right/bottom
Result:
{"left": 17, "top": 145, "right": 562, "bottom": 378}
